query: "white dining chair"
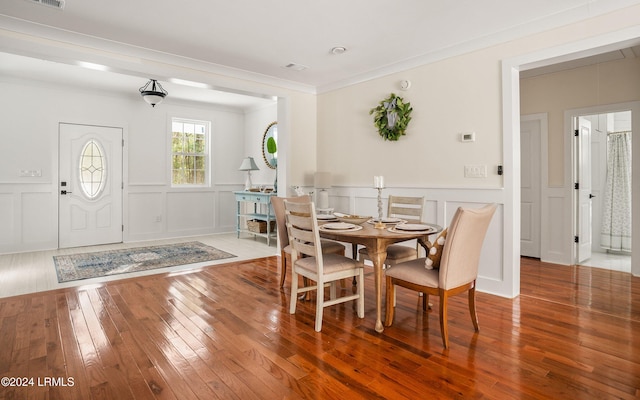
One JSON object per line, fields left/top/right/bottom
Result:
{"left": 284, "top": 199, "right": 364, "bottom": 332}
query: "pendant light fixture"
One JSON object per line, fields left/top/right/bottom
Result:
{"left": 139, "top": 79, "right": 168, "bottom": 107}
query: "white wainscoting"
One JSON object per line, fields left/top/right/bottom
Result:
{"left": 328, "top": 185, "right": 509, "bottom": 297}
{"left": 0, "top": 183, "right": 244, "bottom": 255}
{"left": 0, "top": 183, "right": 58, "bottom": 254}
{"left": 541, "top": 186, "right": 572, "bottom": 265}
{"left": 126, "top": 184, "right": 241, "bottom": 242}
{"left": 2, "top": 180, "right": 575, "bottom": 298}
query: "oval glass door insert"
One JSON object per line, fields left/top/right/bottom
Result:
{"left": 79, "top": 139, "right": 107, "bottom": 199}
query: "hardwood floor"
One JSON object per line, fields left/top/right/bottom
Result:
{"left": 1, "top": 255, "right": 639, "bottom": 399}
{"left": 0, "top": 233, "right": 278, "bottom": 299}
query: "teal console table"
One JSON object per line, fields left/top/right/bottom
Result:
{"left": 234, "top": 191, "right": 277, "bottom": 245}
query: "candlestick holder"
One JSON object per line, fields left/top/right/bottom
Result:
{"left": 375, "top": 187, "right": 385, "bottom": 229}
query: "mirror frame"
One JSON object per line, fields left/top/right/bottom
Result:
{"left": 261, "top": 121, "right": 278, "bottom": 169}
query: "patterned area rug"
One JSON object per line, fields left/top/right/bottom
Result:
{"left": 54, "top": 241, "right": 236, "bottom": 283}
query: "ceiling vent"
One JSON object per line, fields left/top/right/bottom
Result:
{"left": 283, "top": 63, "right": 308, "bottom": 71}
{"left": 27, "top": 0, "right": 65, "bottom": 10}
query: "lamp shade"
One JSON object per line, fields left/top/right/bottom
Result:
{"left": 314, "top": 172, "right": 331, "bottom": 189}
{"left": 239, "top": 157, "right": 259, "bottom": 171}
{"left": 139, "top": 79, "right": 168, "bottom": 107}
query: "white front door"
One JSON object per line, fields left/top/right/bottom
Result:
{"left": 520, "top": 117, "right": 541, "bottom": 258}
{"left": 59, "top": 123, "right": 123, "bottom": 248}
{"left": 576, "top": 117, "right": 593, "bottom": 263}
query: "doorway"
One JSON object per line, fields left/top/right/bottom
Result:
{"left": 572, "top": 110, "right": 632, "bottom": 272}
{"left": 520, "top": 115, "right": 542, "bottom": 259}
{"left": 59, "top": 123, "right": 123, "bottom": 248}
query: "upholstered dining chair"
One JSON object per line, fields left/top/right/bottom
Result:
{"left": 271, "top": 196, "right": 345, "bottom": 287}
{"left": 384, "top": 203, "right": 497, "bottom": 349}
{"left": 358, "top": 195, "right": 425, "bottom": 268}
{"left": 284, "top": 200, "right": 365, "bottom": 332}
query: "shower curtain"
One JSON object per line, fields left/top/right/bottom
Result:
{"left": 600, "top": 131, "right": 632, "bottom": 252}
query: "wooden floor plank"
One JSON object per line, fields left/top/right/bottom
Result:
{"left": 1, "top": 256, "right": 640, "bottom": 399}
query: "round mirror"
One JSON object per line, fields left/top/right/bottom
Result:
{"left": 261, "top": 121, "right": 278, "bottom": 169}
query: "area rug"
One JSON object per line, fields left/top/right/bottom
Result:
{"left": 53, "top": 241, "right": 236, "bottom": 283}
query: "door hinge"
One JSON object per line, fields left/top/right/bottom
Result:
{"left": 574, "top": 235, "right": 579, "bottom": 243}
{"left": 122, "top": 139, "right": 125, "bottom": 147}
{"left": 574, "top": 129, "right": 579, "bottom": 136}
{"left": 574, "top": 182, "right": 579, "bottom": 190}
{"left": 122, "top": 225, "right": 124, "bottom": 232}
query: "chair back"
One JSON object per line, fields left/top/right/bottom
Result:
{"left": 388, "top": 195, "right": 424, "bottom": 223}
{"left": 439, "top": 204, "right": 497, "bottom": 290}
{"left": 271, "top": 195, "right": 311, "bottom": 249}
{"left": 283, "top": 200, "right": 322, "bottom": 266}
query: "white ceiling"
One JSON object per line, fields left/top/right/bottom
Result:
{"left": 1, "top": 0, "right": 640, "bottom": 108}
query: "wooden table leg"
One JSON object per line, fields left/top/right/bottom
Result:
{"left": 368, "top": 248, "right": 387, "bottom": 333}
{"left": 351, "top": 243, "right": 359, "bottom": 285}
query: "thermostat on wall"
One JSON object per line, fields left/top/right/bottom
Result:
{"left": 460, "top": 132, "right": 476, "bottom": 142}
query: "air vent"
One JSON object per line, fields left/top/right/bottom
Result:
{"left": 283, "top": 63, "right": 308, "bottom": 71}
{"left": 27, "top": 0, "right": 65, "bottom": 10}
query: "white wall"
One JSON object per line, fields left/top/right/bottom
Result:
{"left": 0, "top": 78, "right": 263, "bottom": 252}
{"left": 244, "top": 104, "right": 278, "bottom": 187}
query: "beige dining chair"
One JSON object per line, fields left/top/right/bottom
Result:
{"left": 384, "top": 203, "right": 497, "bottom": 349}
{"left": 358, "top": 195, "right": 425, "bottom": 267}
{"left": 271, "top": 196, "right": 345, "bottom": 287}
{"left": 284, "top": 200, "right": 365, "bottom": 332}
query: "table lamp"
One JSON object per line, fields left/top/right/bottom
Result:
{"left": 239, "top": 157, "right": 259, "bottom": 190}
{"left": 314, "top": 172, "right": 331, "bottom": 210}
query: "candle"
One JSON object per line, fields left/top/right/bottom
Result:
{"left": 374, "top": 176, "right": 384, "bottom": 189}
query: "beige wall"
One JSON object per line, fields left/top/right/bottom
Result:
{"left": 316, "top": 4, "right": 640, "bottom": 190}
{"left": 287, "top": 92, "right": 318, "bottom": 187}
{"left": 317, "top": 51, "right": 503, "bottom": 188}
{"left": 521, "top": 56, "right": 640, "bottom": 187}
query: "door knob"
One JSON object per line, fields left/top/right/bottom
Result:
{"left": 61, "top": 190, "right": 72, "bottom": 195}
{"left": 589, "top": 194, "right": 595, "bottom": 199}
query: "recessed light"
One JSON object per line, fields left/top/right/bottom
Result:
{"left": 77, "top": 61, "right": 109, "bottom": 72}
{"left": 331, "top": 46, "right": 347, "bottom": 55}
{"left": 169, "top": 78, "right": 210, "bottom": 89}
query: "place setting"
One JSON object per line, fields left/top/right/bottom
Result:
{"left": 367, "top": 217, "right": 405, "bottom": 225}
{"left": 316, "top": 214, "right": 339, "bottom": 222}
{"left": 319, "top": 221, "right": 363, "bottom": 232}
{"left": 387, "top": 222, "right": 438, "bottom": 234}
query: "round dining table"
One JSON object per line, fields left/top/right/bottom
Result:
{"left": 319, "top": 221, "right": 441, "bottom": 332}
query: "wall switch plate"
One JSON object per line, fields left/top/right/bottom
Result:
{"left": 18, "top": 169, "right": 42, "bottom": 177}
{"left": 464, "top": 165, "right": 487, "bottom": 178}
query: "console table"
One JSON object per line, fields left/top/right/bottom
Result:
{"left": 234, "top": 191, "right": 277, "bottom": 245}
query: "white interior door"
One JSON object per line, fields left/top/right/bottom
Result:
{"left": 520, "top": 117, "right": 541, "bottom": 258}
{"left": 576, "top": 117, "right": 593, "bottom": 263}
{"left": 59, "top": 123, "right": 123, "bottom": 248}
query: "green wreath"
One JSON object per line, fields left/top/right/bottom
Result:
{"left": 369, "top": 93, "right": 413, "bottom": 141}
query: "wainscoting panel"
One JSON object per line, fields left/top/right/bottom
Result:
{"left": 128, "top": 192, "right": 164, "bottom": 237}
{"left": 0, "top": 184, "right": 58, "bottom": 254}
{"left": 0, "top": 192, "right": 14, "bottom": 245}
{"left": 166, "top": 191, "right": 215, "bottom": 234}
{"left": 218, "top": 189, "right": 239, "bottom": 232}
{"left": 543, "top": 188, "right": 571, "bottom": 265}
{"left": 22, "top": 192, "right": 56, "bottom": 244}
{"left": 127, "top": 184, "right": 244, "bottom": 242}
